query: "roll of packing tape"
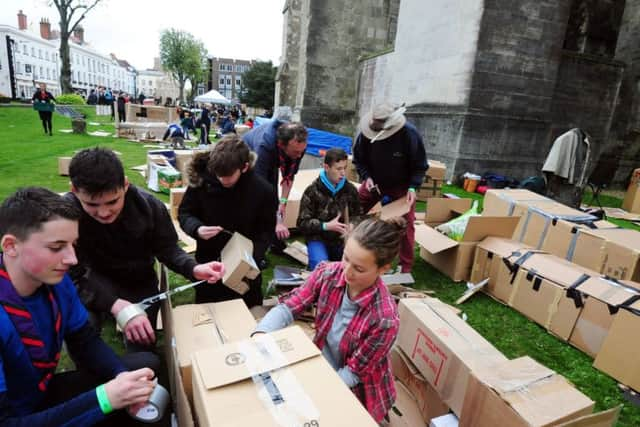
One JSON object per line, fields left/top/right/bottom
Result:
{"left": 115, "top": 304, "right": 147, "bottom": 330}
{"left": 128, "top": 383, "right": 170, "bottom": 423}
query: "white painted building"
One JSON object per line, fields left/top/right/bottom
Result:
{"left": 136, "top": 67, "right": 180, "bottom": 103}
{"left": 0, "top": 11, "right": 136, "bottom": 99}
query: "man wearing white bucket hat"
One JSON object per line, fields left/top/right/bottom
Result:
{"left": 353, "top": 102, "right": 428, "bottom": 273}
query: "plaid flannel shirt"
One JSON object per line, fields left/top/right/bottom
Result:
{"left": 281, "top": 261, "right": 399, "bottom": 422}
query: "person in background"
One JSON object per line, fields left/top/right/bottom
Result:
{"left": 245, "top": 117, "right": 254, "bottom": 129}
{"left": 353, "top": 102, "right": 428, "bottom": 273}
{"left": 66, "top": 148, "right": 224, "bottom": 352}
{"left": 31, "top": 83, "right": 56, "bottom": 136}
{"left": 220, "top": 111, "right": 237, "bottom": 135}
{"left": 178, "top": 135, "right": 277, "bottom": 307}
{"left": 0, "top": 187, "right": 163, "bottom": 426}
{"left": 242, "top": 109, "right": 308, "bottom": 254}
{"left": 198, "top": 106, "right": 211, "bottom": 145}
{"left": 297, "top": 148, "right": 361, "bottom": 270}
{"left": 162, "top": 122, "right": 186, "bottom": 149}
{"left": 116, "top": 92, "right": 127, "bottom": 123}
{"left": 253, "top": 217, "right": 404, "bottom": 424}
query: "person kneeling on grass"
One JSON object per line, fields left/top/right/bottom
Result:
{"left": 253, "top": 217, "right": 405, "bottom": 424}
{"left": 297, "top": 148, "right": 361, "bottom": 270}
{"left": 0, "top": 187, "right": 190, "bottom": 426}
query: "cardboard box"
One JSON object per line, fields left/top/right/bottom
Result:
{"left": 425, "top": 198, "right": 472, "bottom": 227}
{"left": 158, "top": 166, "right": 183, "bottom": 194}
{"left": 427, "top": 159, "right": 447, "bottom": 181}
{"left": 622, "top": 167, "right": 640, "bottom": 213}
{"left": 594, "top": 299, "right": 640, "bottom": 391}
{"left": 191, "top": 325, "right": 377, "bottom": 426}
{"left": 171, "top": 301, "right": 256, "bottom": 401}
{"left": 459, "top": 356, "right": 596, "bottom": 427}
{"left": 280, "top": 168, "right": 321, "bottom": 229}
{"left": 169, "top": 187, "right": 186, "bottom": 221}
{"left": 388, "top": 381, "right": 428, "bottom": 427}
{"left": 568, "top": 276, "right": 639, "bottom": 357}
{"left": 368, "top": 197, "right": 412, "bottom": 220}
{"left": 470, "top": 237, "right": 537, "bottom": 304}
{"left": 396, "top": 298, "right": 508, "bottom": 416}
{"left": 220, "top": 232, "right": 260, "bottom": 294}
{"left": 174, "top": 149, "right": 195, "bottom": 185}
{"left": 417, "top": 177, "right": 443, "bottom": 201}
{"left": 482, "top": 189, "right": 551, "bottom": 217}
{"left": 390, "top": 347, "right": 449, "bottom": 423}
{"left": 58, "top": 156, "right": 72, "bottom": 176}
{"left": 572, "top": 228, "right": 640, "bottom": 283}
{"left": 415, "top": 215, "right": 520, "bottom": 282}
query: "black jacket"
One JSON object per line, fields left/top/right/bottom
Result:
{"left": 178, "top": 154, "right": 278, "bottom": 265}
{"left": 297, "top": 177, "right": 361, "bottom": 245}
{"left": 68, "top": 185, "right": 197, "bottom": 312}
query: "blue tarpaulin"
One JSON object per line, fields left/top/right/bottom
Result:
{"left": 251, "top": 118, "right": 352, "bottom": 156}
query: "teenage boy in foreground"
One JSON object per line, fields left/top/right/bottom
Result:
{"left": 67, "top": 148, "right": 224, "bottom": 351}
{"left": 0, "top": 187, "right": 197, "bottom": 425}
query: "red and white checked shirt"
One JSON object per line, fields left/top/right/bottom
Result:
{"left": 281, "top": 261, "right": 399, "bottom": 422}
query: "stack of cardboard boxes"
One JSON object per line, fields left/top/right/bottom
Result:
{"left": 622, "top": 167, "right": 640, "bottom": 214}
{"left": 116, "top": 104, "right": 178, "bottom": 140}
{"left": 394, "top": 298, "right": 619, "bottom": 426}
{"left": 417, "top": 160, "right": 447, "bottom": 201}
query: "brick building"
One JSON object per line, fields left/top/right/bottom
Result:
{"left": 207, "top": 57, "right": 254, "bottom": 101}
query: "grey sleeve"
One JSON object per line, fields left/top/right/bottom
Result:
{"left": 255, "top": 304, "right": 294, "bottom": 333}
{"left": 337, "top": 366, "right": 361, "bottom": 388}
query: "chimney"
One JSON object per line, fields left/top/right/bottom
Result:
{"left": 40, "top": 18, "right": 51, "bottom": 40}
{"left": 17, "top": 10, "right": 27, "bottom": 30}
{"left": 73, "top": 26, "right": 84, "bottom": 44}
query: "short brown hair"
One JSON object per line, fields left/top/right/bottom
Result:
{"left": 323, "top": 148, "right": 348, "bottom": 166}
{"left": 208, "top": 134, "right": 251, "bottom": 177}
{"left": 349, "top": 217, "right": 407, "bottom": 266}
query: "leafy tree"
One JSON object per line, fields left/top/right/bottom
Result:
{"left": 240, "top": 61, "right": 276, "bottom": 109}
{"left": 159, "top": 29, "right": 207, "bottom": 103}
{"left": 51, "top": 0, "right": 103, "bottom": 93}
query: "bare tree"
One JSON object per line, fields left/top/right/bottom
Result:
{"left": 51, "top": 0, "right": 102, "bottom": 93}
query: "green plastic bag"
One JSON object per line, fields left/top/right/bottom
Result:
{"left": 435, "top": 200, "right": 479, "bottom": 241}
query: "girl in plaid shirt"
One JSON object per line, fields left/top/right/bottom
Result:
{"left": 255, "top": 217, "right": 405, "bottom": 423}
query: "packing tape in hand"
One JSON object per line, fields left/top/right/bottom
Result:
{"left": 128, "top": 383, "right": 170, "bottom": 424}
{"left": 116, "top": 304, "right": 147, "bottom": 330}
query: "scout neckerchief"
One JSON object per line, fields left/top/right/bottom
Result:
{"left": 319, "top": 169, "right": 346, "bottom": 196}
{"left": 0, "top": 256, "right": 62, "bottom": 392}
{"left": 278, "top": 145, "right": 298, "bottom": 187}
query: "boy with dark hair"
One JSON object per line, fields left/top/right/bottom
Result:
{"left": 297, "top": 148, "right": 361, "bottom": 270}
{"left": 0, "top": 187, "right": 170, "bottom": 425}
{"left": 178, "top": 134, "right": 278, "bottom": 307}
{"left": 67, "top": 148, "right": 224, "bottom": 351}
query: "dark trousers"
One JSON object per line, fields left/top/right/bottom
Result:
{"left": 118, "top": 109, "right": 126, "bottom": 122}
{"left": 38, "top": 111, "right": 53, "bottom": 134}
{"left": 38, "top": 352, "right": 169, "bottom": 426}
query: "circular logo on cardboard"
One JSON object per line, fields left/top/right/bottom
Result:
{"left": 225, "top": 352, "right": 246, "bottom": 366}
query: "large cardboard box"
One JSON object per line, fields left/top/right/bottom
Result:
{"left": 470, "top": 237, "right": 538, "bottom": 303}
{"left": 415, "top": 215, "right": 520, "bottom": 282}
{"left": 622, "top": 167, "right": 640, "bottom": 213}
{"left": 482, "top": 189, "right": 551, "bottom": 217}
{"left": 220, "top": 232, "right": 260, "bottom": 294}
{"left": 567, "top": 276, "right": 639, "bottom": 357}
{"left": 594, "top": 299, "right": 640, "bottom": 391}
{"left": 191, "top": 325, "right": 377, "bottom": 426}
{"left": 280, "top": 168, "right": 321, "bottom": 229}
{"left": 390, "top": 347, "right": 449, "bottom": 423}
{"left": 396, "top": 298, "right": 508, "bottom": 416}
{"left": 572, "top": 228, "right": 640, "bottom": 283}
{"left": 427, "top": 159, "right": 447, "bottom": 180}
{"left": 171, "top": 301, "right": 256, "bottom": 401}
{"left": 459, "top": 357, "right": 597, "bottom": 427}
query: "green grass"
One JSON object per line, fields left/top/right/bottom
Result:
{"left": 1, "top": 106, "right": 639, "bottom": 425}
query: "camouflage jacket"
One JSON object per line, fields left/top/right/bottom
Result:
{"left": 297, "top": 177, "right": 361, "bottom": 245}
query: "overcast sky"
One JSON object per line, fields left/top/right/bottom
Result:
{"left": 1, "top": 0, "right": 285, "bottom": 69}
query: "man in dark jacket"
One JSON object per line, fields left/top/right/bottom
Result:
{"left": 178, "top": 135, "right": 277, "bottom": 307}
{"left": 67, "top": 148, "right": 224, "bottom": 351}
{"left": 353, "top": 102, "right": 428, "bottom": 273}
{"left": 116, "top": 91, "right": 127, "bottom": 122}
{"left": 297, "top": 148, "right": 361, "bottom": 270}
{"left": 242, "top": 111, "right": 308, "bottom": 249}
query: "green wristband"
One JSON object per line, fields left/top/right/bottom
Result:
{"left": 279, "top": 197, "right": 288, "bottom": 204}
{"left": 96, "top": 384, "right": 113, "bottom": 414}
{"left": 322, "top": 222, "right": 327, "bottom": 231}
{"left": 408, "top": 188, "right": 416, "bottom": 193}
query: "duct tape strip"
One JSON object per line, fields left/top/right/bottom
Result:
{"left": 537, "top": 216, "right": 551, "bottom": 249}
{"left": 238, "top": 335, "right": 320, "bottom": 426}
{"left": 525, "top": 269, "right": 542, "bottom": 291}
{"left": 509, "top": 251, "right": 536, "bottom": 284}
{"left": 517, "top": 210, "right": 533, "bottom": 242}
{"left": 507, "top": 200, "right": 516, "bottom": 216}
{"left": 565, "top": 228, "right": 581, "bottom": 261}
{"left": 565, "top": 274, "right": 590, "bottom": 308}
{"left": 116, "top": 303, "right": 147, "bottom": 330}
{"left": 622, "top": 295, "right": 640, "bottom": 316}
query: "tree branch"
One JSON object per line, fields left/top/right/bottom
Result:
{"left": 69, "top": 0, "right": 102, "bottom": 33}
